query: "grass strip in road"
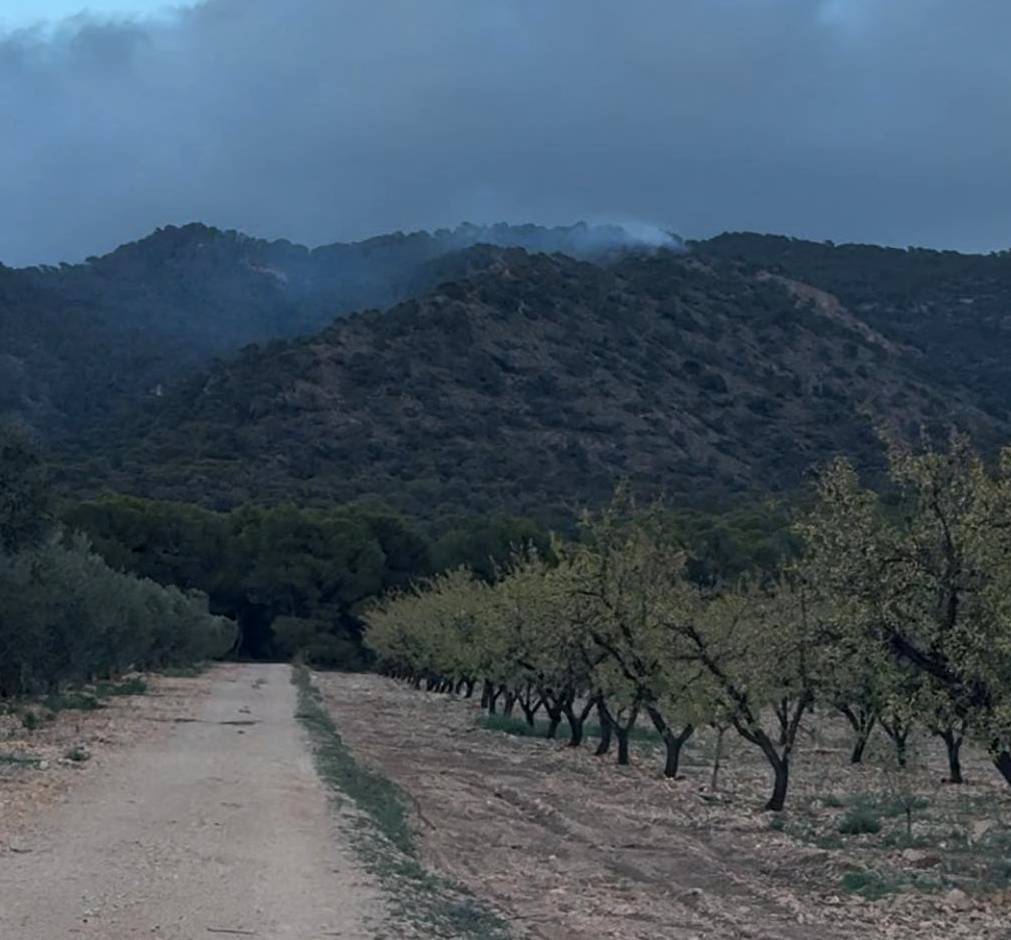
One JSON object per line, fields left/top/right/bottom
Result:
{"left": 292, "top": 666, "right": 510, "bottom": 938}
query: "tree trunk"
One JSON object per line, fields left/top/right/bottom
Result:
{"left": 464, "top": 679, "right": 475, "bottom": 699}
{"left": 616, "top": 726, "right": 631, "bottom": 766}
{"left": 661, "top": 726, "right": 693, "bottom": 778}
{"left": 710, "top": 725, "right": 726, "bottom": 791}
{"left": 775, "top": 699, "right": 790, "bottom": 747}
{"left": 837, "top": 703, "right": 877, "bottom": 765}
{"left": 566, "top": 711, "right": 584, "bottom": 746}
{"left": 480, "top": 680, "right": 492, "bottom": 709}
{"left": 544, "top": 706, "right": 563, "bottom": 739}
{"left": 993, "top": 749, "right": 1011, "bottom": 787}
{"left": 766, "top": 753, "right": 789, "bottom": 812}
{"left": 487, "top": 685, "right": 502, "bottom": 715}
{"left": 563, "top": 695, "right": 596, "bottom": 748}
{"left": 937, "top": 729, "right": 964, "bottom": 784}
{"left": 503, "top": 691, "right": 516, "bottom": 718}
{"left": 895, "top": 733, "right": 908, "bottom": 768}
{"left": 734, "top": 701, "right": 807, "bottom": 812}
{"left": 880, "top": 717, "right": 909, "bottom": 768}
{"left": 518, "top": 689, "right": 541, "bottom": 728}
{"left": 611, "top": 703, "right": 639, "bottom": 767}
{"left": 645, "top": 704, "right": 693, "bottom": 779}
{"left": 595, "top": 700, "right": 613, "bottom": 756}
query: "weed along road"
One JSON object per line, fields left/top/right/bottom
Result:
{"left": 0, "top": 664, "right": 384, "bottom": 939}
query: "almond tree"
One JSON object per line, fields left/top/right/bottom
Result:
{"left": 800, "top": 437, "right": 1011, "bottom": 786}
{"left": 506, "top": 550, "right": 604, "bottom": 743}
{"left": 564, "top": 497, "right": 702, "bottom": 777}
{"left": 667, "top": 575, "right": 830, "bottom": 811}
{"left": 364, "top": 568, "right": 490, "bottom": 691}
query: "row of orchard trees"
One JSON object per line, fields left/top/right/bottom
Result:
{"left": 0, "top": 426, "right": 235, "bottom": 697}
{"left": 365, "top": 435, "right": 1011, "bottom": 811}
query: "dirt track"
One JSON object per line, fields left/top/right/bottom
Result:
{"left": 0, "top": 663, "right": 383, "bottom": 939}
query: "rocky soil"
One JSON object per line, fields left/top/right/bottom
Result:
{"left": 318, "top": 673, "right": 1011, "bottom": 939}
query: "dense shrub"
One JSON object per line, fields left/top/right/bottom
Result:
{"left": 0, "top": 533, "right": 234, "bottom": 697}
{"left": 0, "top": 427, "right": 234, "bottom": 697}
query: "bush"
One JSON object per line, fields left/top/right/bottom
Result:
{"left": 96, "top": 677, "right": 148, "bottom": 697}
{"left": 479, "top": 714, "right": 548, "bottom": 737}
{"left": 44, "top": 692, "right": 102, "bottom": 712}
{"left": 838, "top": 802, "right": 883, "bottom": 835}
{"left": 0, "top": 534, "right": 234, "bottom": 699}
{"left": 840, "top": 870, "right": 899, "bottom": 900}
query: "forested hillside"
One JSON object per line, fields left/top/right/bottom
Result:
{"left": 700, "top": 233, "right": 1011, "bottom": 418}
{"left": 1, "top": 221, "right": 660, "bottom": 438}
{"left": 65, "top": 245, "right": 1003, "bottom": 521}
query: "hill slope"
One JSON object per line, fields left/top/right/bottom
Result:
{"left": 2, "top": 221, "right": 668, "bottom": 438}
{"left": 700, "top": 232, "right": 1011, "bottom": 419}
{"left": 67, "top": 247, "right": 1000, "bottom": 520}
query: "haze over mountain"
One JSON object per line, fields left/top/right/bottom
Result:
{"left": 0, "top": 221, "right": 678, "bottom": 436}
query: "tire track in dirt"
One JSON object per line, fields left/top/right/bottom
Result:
{"left": 318, "top": 673, "right": 844, "bottom": 940}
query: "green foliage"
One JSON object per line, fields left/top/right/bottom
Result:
{"left": 293, "top": 666, "right": 415, "bottom": 855}
{"left": 4, "top": 223, "right": 644, "bottom": 446}
{"left": 64, "top": 494, "right": 432, "bottom": 664}
{"left": 800, "top": 435, "right": 1011, "bottom": 776}
{"left": 0, "top": 521, "right": 234, "bottom": 698}
{"left": 95, "top": 677, "right": 148, "bottom": 697}
{"left": 0, "top": 424, "right": 52, "bottom": 554}
{"left": 701, "top": 232, "right": 1011, "bottom": 421}
{"left": 43, "top": 692, "right": 101, "bottom": 713}
{"left": 432, "top": 513, "right": 552, "bottom": 582}
{"left": 838, "top": 802, "right": 883, "bottom": 835}
{"left": 840, "top": 870, "right": 899, "bottom": 900}
{"left": 879, "top": 795, "right": 929, "bottom": 819}
{"left": 366, "top": 490, "right": 834, "bottom": 810}
{"left": 479, "top": 714, "right": 550, "bottom": 738}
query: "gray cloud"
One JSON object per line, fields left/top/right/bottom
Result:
{"left": 2, "top": 0, "right": 1010, "bottom": 265}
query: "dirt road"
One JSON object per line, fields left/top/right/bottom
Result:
{"left": 0, "top": 663, "right": 384, "bottom": 939}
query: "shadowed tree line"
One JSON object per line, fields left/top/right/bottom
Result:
{"left": 63, "top": 494, "right": 553, "bottom": 665}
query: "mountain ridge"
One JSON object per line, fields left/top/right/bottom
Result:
{"left": 61, "top": 244, "right": 1003, "bottom": 521}
{"left": 0, "top": 221, "right": 679, "bottom": 438}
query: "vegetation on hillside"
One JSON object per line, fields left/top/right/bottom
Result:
{"left": 700, "top": 232, "right": 1011, "bottom": 419}
{"left": 0, "top": 222, "right": 665, "bottom": 440}
{"left": 64, "top": 246, "right": 997, "bottom": 520}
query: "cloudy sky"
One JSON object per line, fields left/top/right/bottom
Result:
{"left": 2, "top": 0, "right": 1009, "bottom": 265}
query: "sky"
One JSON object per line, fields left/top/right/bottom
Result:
{"left": 1, "top": 0, "right": 1010, "bottom": 266}
{"left": 1, "top": 1, "right": 172, "bottom": 23}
